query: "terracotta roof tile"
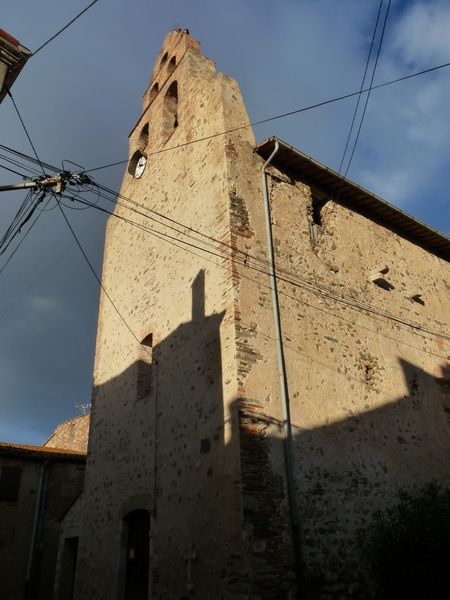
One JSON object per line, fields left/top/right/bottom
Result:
{"left": 0, "top": 441, "right": 86, "bottom": 461}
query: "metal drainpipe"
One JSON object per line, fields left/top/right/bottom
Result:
{"left": 260, "top": 141, "right": 302, "bottom": 585}
{"left": 26, "top": 459, "right": 49, "bottom": 592}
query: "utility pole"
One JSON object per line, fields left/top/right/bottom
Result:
{"left": 0, "top": 172, "right": 92, "bottom": 194}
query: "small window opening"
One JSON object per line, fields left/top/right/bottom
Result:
{"left": 0, "top": 465, "right": 22, "bottom": 502}
{"left": 168, "top": 56, "right": 176, "bottom": 75}
{"left": 137, "top": 334, "right": 153, "bottom": 400}
{"left": 159, "top": 52, "right": 168, "bottom": 69}
{"left": 162, "top": 81, "right": 178, "bottom": 143}
{"left": 369, "top": 266, "right": 394, "bottom": 291}
{"left": 148, "top": 83, "right": 158, "bottom": 103}
{"left": 309, "top": 192, "right": 329, "bottom": 244}
{"left": 408, "top": 293, "right": 425, "bottom": 306}
{"left": 311, "top": 192, "right": 328, "bottom": 227}
{"left": 137, "top": 124, "right": 149, "bottom": 151}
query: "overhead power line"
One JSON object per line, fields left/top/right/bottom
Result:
{"left": 59, "top": 185, "right": 450, "bottom": 350}
{"left": 1, "top": 57, "right": 449, "bottom": 179}
{"left": 0, "top": 143, "right": 60, "bottom": 174}
{"left": 0, "top": 241, "right": 74, "bottom": 322}
{"left": 0, "top": 192, "right": 51, "bottom": 276}
{"left": 0, "top": 162, "right": 29, "bottom": 179}
{"left": 32, "top": 0, "right": 101, "bottom": 57}
{"left": 338, "top": 0, "right": 384, "bottom": 175}
{"left": 58, "top": 188, "right": 450, "bottom": 360}
{"left": 343, "top": 0, "right": 392, "bottom": 178}
{"left": 7, "top": 90, "right": 47, "bottom": 176}
{"left": 0, "top": 88, "right": 52, "bottom": 274}
{"left": 1, "top": 117, "right": 448, "bottom": 350}
{"left": 87, "top": 181, "right": 450, "bottom": 343}
{"left": 56, "top": 197, "right": 150, "bottom": 355}
{"left": 83, "top": 59, "right": 450, "bottom": 174}
{"left": 0, "top": 152, "right": 41, "bottom": 177}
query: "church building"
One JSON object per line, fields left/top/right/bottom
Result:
{"left": 56, "top": 30, "right": 450, "bottom": 599}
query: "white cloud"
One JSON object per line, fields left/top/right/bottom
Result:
{"left": 392, "top": 0, "right": 450, "bottom": 66}
{"left": 343, "top": 0, "right": 450, "bottom": 215}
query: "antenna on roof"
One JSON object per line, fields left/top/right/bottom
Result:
{"left": 75, "top": 403, "right": 91, "bottom": 415}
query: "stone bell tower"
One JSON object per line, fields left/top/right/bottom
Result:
{"left": 59, "top": 29, "right": 296, "bottom": 600}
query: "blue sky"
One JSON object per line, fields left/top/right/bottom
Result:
{"left": 0, "top": 0, "right": 449, "bottom": 443}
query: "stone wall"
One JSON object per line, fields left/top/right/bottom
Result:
{"left": 64, "top": 30, "right": 287, "bottom": 599}
{"left": 229, "top": 159, "right": 450, "bottom": 596}
{"left": 44, "top": 414, "right": 90, "bottom": 453}
{"left": 61, "top": 29, "right": 450, "bottom": 600}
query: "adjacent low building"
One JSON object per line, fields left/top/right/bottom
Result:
{"left": 0, "top": 416, "right": 88, "bottom": 600}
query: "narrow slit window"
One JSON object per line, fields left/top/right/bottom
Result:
{"left": 162, "top": 81, "right": 178, "bottom": 143}
{"left": 148, "top": 83, "right": 158, "bottom": 103}
{"left": 137, "top": 124, "right": 149, "bottom": 151}
{"left": 311, "top": 192, "right": 328, "bottom": 227}
{"left": 168, "top": 56, "right": 176, "bottom": 75}
{"left": 137, "top": 334, "right": 153, "bottom": 400}
{"left": 309, "top": 191, "right": 329, "bottom": 244}
{"left": 159, "top": 52, "right": 168, "bottom": 69}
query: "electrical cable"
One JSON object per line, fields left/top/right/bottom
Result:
{"left": 0, "top": 241, "right": 75, "bottom": 322}
{"left": 60, "top": 189, "right": 450, "bottom": 349}
{"left": 60, "top": 189, "right": 450, "bottom": 359}
{"left": 32, "top": 0, "right": 101, "bottom": 57}
{"left": 0, "top": 144, "right": 60, "bottom": 174}
{"left": 2, "top": 27, "right": 448, "bottom": 352}
{"left": 0, "top": 190, "right": 34, "bottom": 252}
{"left": 6, "top": 90, "right": 47, "bottom": 176}
{"left": 0, "top": 153, "right": 41, "bottom": 177}
{"left": 84, "top": 179, "right": 450, "bottom": 343}
{"left": 55, "top": 195, "right": 151, "bottom": 355}
{"left": 83, "top": 59, "right": 450, "bottom": 174}
{"left": 0, "top": 89, "right": 53, "bottom": 273}
{"left": 338, "top": 0, "right": 384, "bottom": 174}
{"left": 0, "top": 162, "right": 29, "bottom": 179}
{"left": 0, "top": 192, "right": 51, "bottom": 276}
{"left": 343, "top": 0, "right": 392, "bottom": 178}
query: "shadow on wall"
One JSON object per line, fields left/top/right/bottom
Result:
{"left": 66, "top": 270, "right": 240, "bottom": 600}
{"left": 62, "top": 270, "right": 450, "bottom": 600}
{"left": 231, "top": 356, "right": 450, "bottom": 597}
{"left": 289, "top": 358, "right": 450, "bottom": 597}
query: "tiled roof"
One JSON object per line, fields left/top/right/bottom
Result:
{"left": 0, "top": 441, "right": 86, "bottom": 461}
{"left": 255, "top": 137, "right": 450, "bottom": 261}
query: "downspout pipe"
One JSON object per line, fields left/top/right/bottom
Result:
{"left": 260, "top": 141, "right": 302, "bottom": 587}
{"left": 25, "top": 459, "right": 49, "bottom": 597}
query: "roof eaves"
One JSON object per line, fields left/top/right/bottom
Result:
{"left": 255, "top": 136, "right": 450, "bottom": 262}
{"left": 0, "top": 442, "right": 86, "bottom": 461}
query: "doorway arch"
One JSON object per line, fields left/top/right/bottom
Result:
{"left": 122, "top": 509, "right": 150, "bottom": 600}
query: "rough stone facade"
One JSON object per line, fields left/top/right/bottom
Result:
{"left": 44, "top": 414, "right": 90, "bottom": 454}
{"left": 59, "top": 30, "right": 450, "bottom": 600}
{"left": 234, "top": 156, "right": 450, "bottom": 597}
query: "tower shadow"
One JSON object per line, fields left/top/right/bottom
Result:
{"left": 60, "top": 270, "right": 450, "bottom": 600}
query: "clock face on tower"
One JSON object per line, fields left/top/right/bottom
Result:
{"left": 134, "top": 155, "right": 147, "bottom": 178}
